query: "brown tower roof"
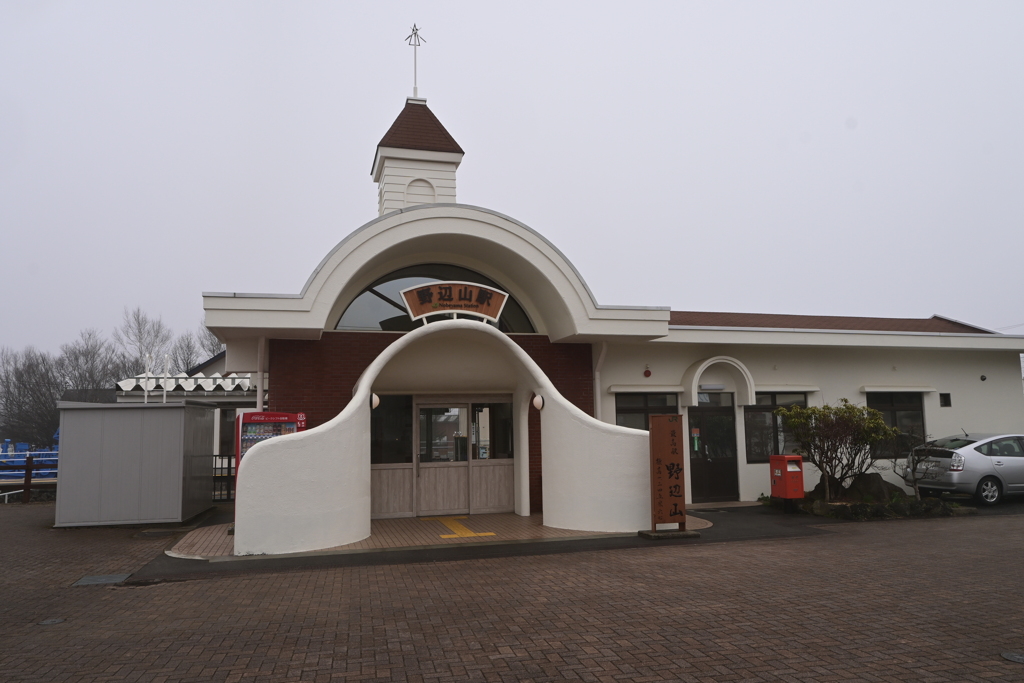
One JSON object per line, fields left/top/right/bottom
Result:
{"left": 377, "top": 100, "right": 464, "bottom": 154}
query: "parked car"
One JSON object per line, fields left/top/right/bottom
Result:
{"left": 904, "top": 434, "right": 1024, "bottom": 505}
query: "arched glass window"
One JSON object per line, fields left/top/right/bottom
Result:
{"left": 336, "top": 264, "right": 535, "bottom": 333}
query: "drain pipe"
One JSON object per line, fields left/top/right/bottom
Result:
{"left": 593, "top": 342, "right": 608, "bottom": 422}
{"left": 254, "top": 336, "right": 266, "bottom": 412}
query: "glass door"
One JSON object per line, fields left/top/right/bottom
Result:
{"left": 412, "top": 398, "right": 516, "bottom": 516}
{"left": 688, "top": 407, "right": 740, "bottom": 503}
{"left": 469, "top": 403, "right": 515, "bottom": 513}
{"left": 416, "top": 405, "right": 471, "bottom": 515}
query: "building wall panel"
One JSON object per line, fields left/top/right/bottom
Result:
{"left": 98, "top": 410, "right": 144, "bottom": 522}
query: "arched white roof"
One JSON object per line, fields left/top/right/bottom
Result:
{"left": 204, "top": 204, "right": 669, "bottom": 343}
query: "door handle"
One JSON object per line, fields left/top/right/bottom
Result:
{"left": 994, "top": 461, "right": 1004, "bottom": 467}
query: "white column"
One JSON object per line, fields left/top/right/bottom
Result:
{"left": 513, "top": 389, "right": 531, "bottom": 516}
{"left": 212, "top": 408, "right": 221, "bottom": 455}
{"left": 593, "top": 342, "right": 608, "bottom": 422}
{"left": 681, "top": 405, "right": 692, "bottom": 505}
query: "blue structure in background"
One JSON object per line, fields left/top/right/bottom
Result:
{"left": 0, "top": 439, "right": 59, "bottom": 479}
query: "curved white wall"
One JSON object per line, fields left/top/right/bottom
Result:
{"left": 233, "top": 320, "right": 651, "bottom": 555}
{"left": 540, "top": 398, "right": 651, "bottom": 533}
{"left": 233, "top": 399, "right": 371, "bottom": 555}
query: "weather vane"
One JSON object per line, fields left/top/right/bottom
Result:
{"left": 406, "top": 24, "right": 425, "bottom": 98}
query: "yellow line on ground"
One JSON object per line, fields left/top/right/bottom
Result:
{"left": 421, "top": 516, "right": 497, "bottom": 538}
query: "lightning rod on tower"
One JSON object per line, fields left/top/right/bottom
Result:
{"left": 406, "top": 24, "right": 425, "bottom": 98}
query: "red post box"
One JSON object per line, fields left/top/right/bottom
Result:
{"left": 769, "top": 454, "right": 804, "bottom": 499}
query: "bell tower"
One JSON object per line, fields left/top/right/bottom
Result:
{"left": 371, "top": 98, "right": 464, "bottom": 216}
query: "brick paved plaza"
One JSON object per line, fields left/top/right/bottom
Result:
{"left": 2, "top": 502, "right": 1024, "bottom": 682}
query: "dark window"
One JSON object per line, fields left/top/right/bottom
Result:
{"left": 975, "top": 437, "right": 1024, "bottom": 457}
{"left": 931, "top": 436, "right": 975, "bottom": 449}
{"left": 371, "top": 395, "right": 413, "bottom": 464}
{"left": 744, "top": 393, "right": 807, "bottom": 464}
{"left": 939, "top": 393, "right": 952, "bottom": 407}
{"left": 615, "top": 393, "right": 678, "bottom": 430}
{"left": 697, "top": 392, "right": 733, "bottom": 407}
{"left": 472, "top": 403, "right": 514, "bottom": 460}
{"left": 867, "top": 392, "right": 925, "bottom": 459}
{"left": 336, "top": 264, "right": 535, "bottom": 333}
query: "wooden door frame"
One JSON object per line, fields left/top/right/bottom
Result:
{"left": 412, "top": 394, "right": 514, "bottom": 516}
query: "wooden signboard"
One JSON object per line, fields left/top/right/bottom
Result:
{"left": 400, "top": 281, "right": 509, "bottom": 323}
{"left": 649, "top": 414, "right": 686, "bottom": 530}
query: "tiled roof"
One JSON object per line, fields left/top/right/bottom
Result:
{"left": 668, "top": 311, "right": 992, "bottom": 334}
{"left": 377, "top": 100, "right": 464, "bottom": 154}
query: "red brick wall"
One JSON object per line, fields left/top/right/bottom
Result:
{"left": 268, "top": 331, "right": 594, "bottom": 513}
{"left": 269, "top": 332, "right": 404, "bottom": 429}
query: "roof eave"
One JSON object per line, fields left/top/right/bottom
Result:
{"left": 371, "top": 147, "right": 465, "bottom": 180}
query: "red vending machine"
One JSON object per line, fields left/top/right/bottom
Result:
{"left": 235, "top": 412, "right": 307, "bottom": 471}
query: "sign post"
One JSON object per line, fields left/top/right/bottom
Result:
{"left": 640, "top": 414, "right": 701, "bottom": 539}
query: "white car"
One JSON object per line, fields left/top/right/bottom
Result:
{"left": 905, "top": 434, "right": 1024, "bottom": 505}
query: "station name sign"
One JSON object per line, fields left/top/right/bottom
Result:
{"left": 400, "top": 281, "right": 509, "bottom": 323}
{"left": 649, "top": 414, "right": 687, "bottom": 530}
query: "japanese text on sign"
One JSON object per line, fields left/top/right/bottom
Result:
{"left": 649, "top": 414, "right": 687, "bottom": 529}
{"left": 400, "top": 281, "right": 509, "bottom": 323}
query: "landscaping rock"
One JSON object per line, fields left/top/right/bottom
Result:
{"left": 807, "top": 474, "right": 845, "bottom": 501}
{"left": 844, "top": 472, "right": 906, "bottom": 504}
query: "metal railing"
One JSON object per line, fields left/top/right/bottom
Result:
{"left": 1, "top": 490, "right": 24, "bottom": 504}
{"left": 212, "top": 455, "right": 235, "bottom": 501}
{"left": 0, "top": 456, "right": 58, "bottom": 503}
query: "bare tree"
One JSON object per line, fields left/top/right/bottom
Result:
{"left": 0, "top": 347, "right": 64, "bottom": 446}
{"left": 887, "top": 434, "right": 945, "bottom": 500}
{"left": 198, "top": 320, "right": 224, "bottom": 359}
{"left": 57, "top": 329, "right": 120, "bottom": 390}
{"left": 112, "top": 307, "right": 173, "bottom": 376}
{"left": 169, "top": 332, "right": 203, "bottom": 374}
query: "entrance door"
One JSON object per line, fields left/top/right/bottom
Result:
{"left": 688, "top": 408, "right": 739, "bottom": 503}
{"left": 414, "top": 399, "right": 516, "bottom": 516}
{"left": 417, "top": 405, "right": 471, "bottom": 515}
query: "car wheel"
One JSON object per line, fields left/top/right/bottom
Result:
{"left": 976, "top": 477, "right": 1002, "bottom": 506}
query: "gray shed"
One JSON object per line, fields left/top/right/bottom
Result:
{"left": 55, "top": 401, "right": 215, "bottom": 526}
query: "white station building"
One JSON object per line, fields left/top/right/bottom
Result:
{"left": 203, "top": 97, "right": 1024, "bottom": 555}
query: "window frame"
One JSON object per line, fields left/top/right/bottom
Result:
{"left": 614, "top": 393, "right": 679, "bottom": 430}
{"left": 743, "top": 392, "right": 807, "bottom": 464}
{"left": 866, "top": 391, "right": 926, "bottom": 460}
{"left": 336, "top": 263, "right": 536, "bottom": 333}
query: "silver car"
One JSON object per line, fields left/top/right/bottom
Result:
{"left": 905, "top": 434, "right": 1024, "bottom": 505}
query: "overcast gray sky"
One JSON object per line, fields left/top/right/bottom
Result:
{"left": 2, "top": 1, "right": 1023, "bottom": 352}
